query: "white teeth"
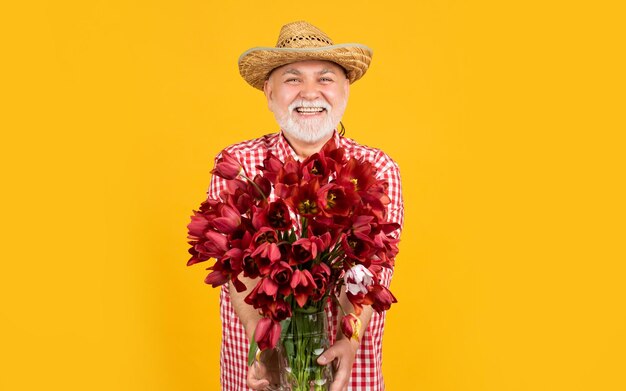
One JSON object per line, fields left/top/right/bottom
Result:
{"left": 296, "top": 107, "right": 324, "bottom": 113}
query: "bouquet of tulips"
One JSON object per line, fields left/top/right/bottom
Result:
{"left": 187, "top": 140, "right": 399, "bottom": 389}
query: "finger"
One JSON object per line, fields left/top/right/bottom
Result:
{"left": 247, "top": 376, "right": 269, "bottom": 390}
{"left": 246, "top": 377, "right": 269, "bottom": 390}
{"left": 329, "top": 367, "right": 350, "bottom": 391}
{"left": 317, "top": 346, "right": 338, "bottom": 366}
{"left": 246, "top": 363, "right": 270, "bottom": 390}
{"left": 327, "top": 356, "right": 350, "bottom": 391}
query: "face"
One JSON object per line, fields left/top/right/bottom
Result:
{"left": 264, "top": 60, "right": 350, "bottom": 144}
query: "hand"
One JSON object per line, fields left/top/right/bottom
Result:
{"left": 316, "top": 338, "right": 360, "bottom": 391}
{"left": 246, "top": 348, "right": 281, "bottom": 390}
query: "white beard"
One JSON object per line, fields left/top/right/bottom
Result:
{"left": 271, "top": 99, "right": 346, "bottom": 143}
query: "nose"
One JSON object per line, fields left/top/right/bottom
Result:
{"left": 298, "top": 79, "right": 321, "bottom": 100}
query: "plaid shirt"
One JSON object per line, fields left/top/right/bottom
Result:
{"left": 207, "top": 131, "right": 404, "bottom": 391}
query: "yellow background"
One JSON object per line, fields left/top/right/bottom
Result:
{"left": 1, "top": 1, "right": 625, "bottom": 390}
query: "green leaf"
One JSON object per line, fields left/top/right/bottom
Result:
{"left": 247, "top": 338, "right": 258, "bottom": 367}
{"left": 284, "top": 338, "right": 295, "bottom": 359}
{"left": 280, "top": 318, "right": 292, "bottom": 340}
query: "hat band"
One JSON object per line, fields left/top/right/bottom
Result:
{"left": 277, "top": 35, "right": 333, "bottom": 48}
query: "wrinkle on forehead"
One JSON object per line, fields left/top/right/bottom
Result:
{"left": 268, "top": 60, "right": 347, "bottom": 80}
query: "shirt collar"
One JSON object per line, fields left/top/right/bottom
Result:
{"left": 277, "top": 130, "right": 342, "bottom": 162}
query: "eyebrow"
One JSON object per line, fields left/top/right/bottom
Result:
{"left": 280, "top": 68, "right": 337, "bottom": 76}
{"left": 281, "top": 69, "right": 301, "bottom": 76}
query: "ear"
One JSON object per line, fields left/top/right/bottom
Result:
{"left": 263, "top": 79, "right": 273, "bottom": 110}
{"left": 343, "top": 78, "right": 350, "bottom": 100}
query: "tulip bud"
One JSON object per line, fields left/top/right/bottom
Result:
{"left": 344, "top": 264, "right": 374, "bottom": 295}
{"left": 341, "top": 313, "right": 362, "bottom": 342}
{"left": 254, "top": 317, "right": 281, "bottom": 351}
{"left": 212, "top": 151, "right": 243, "bottom": 180}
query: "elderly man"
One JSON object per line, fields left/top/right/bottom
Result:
{"left": 207, "top": 21, "right": 404, "bottom": 391}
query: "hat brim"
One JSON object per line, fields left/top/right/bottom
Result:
{"left": 238, "top": 43, "right": 373, "bottom": 90}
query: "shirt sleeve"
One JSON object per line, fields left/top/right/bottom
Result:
{"left": 379, "top": 157, "right": 404, "bottom": 240}
{"left": 376, "top": 155, "right": 404, "bottom": 290}
{"left": 206, "top": 152, "right": 228, "bottom": 201}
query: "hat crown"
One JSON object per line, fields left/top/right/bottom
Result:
{"left": 238, "top": 21, "right": 372, "bottom": 90}
{"left": 275, "top": 21, "right": 335, "bottom": 49}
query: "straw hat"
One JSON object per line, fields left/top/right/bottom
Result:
{"left": 238, "top": 21, "right": 373, "bottom": 90}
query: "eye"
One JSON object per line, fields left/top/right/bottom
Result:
{"left": 285, "top": 78, "right": 300, "bottom": 83}
{"left": 320, "top": 77, "right": 334, "bottom": 82}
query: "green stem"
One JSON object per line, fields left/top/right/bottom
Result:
{"left": 240, "top": 174, "right": 267, "bottom": 201}
{"left": 284, "top": 306, "right": 330, "bottom": 390}
{"left": 300, "top": 216, "right": 308, "bottom": 238}
{"left": 331, "top": 293, "right": 348, "bottom": 317}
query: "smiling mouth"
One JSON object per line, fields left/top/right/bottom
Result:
{"left": 295, "top": 107, "right": 326, "bottom": 115}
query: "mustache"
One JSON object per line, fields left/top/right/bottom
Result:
{"left": 288, "top": 100, "right": 331, "bottom": 112}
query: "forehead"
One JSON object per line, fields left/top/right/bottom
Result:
{"left": 269, "top": 60, "right": 346, "bottom": 77}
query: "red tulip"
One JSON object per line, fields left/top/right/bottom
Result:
{"left": 251, "top": 228, "right": 282, "bottom": 274}
{"left": 301, "top": 152, "right": 329, "bottom": 181}
{"left": 340, "top": 313, "right": 362, "bottom": 341}
{"left": 286, "top": 179, "right": 321, "bottom": 218}
{"left": 245, "top": 278, "right": 279, "bottom": 309}
{"left": 265, "top": 298, "right": 292, "bottom": 322}
{"left": 291, "top": 236, "right": 323, "bottom": 265}
{"left": 251, "top": 227, "right": 279, "bottom": 246}
{"left": 267, "top": 200, "right": 293, "bottom": 231}
{"left": 269, "top": 261, "right": 293, "bottom": 296}
{"left": 336, "top": 158, "right": 377, "bottom": 193}
{"left": 319, "top": 138, "right": 347, "bottom": 171}
{"left": 211, "top": 151, "right": 243, "bottom": 180}
{"left": 241, "top": 251, "right": 260, "bottom": 279}
{"left": 186, "top": 242, "right": 210, "bottom": 266}
{"left": 203, "top": 247, "right": 245, "bottom": 291}
{"left": 257, "top": 152, "right": 284, "bottom": 183}
{"left": 252, "top": 201, "right": 293, "bottom": 231}
{"left": 364, "top": 285, "right": 398, "bottom": 313}
{"left": 350, "top": 215, "right": 375, "bottom": 236}
{"left": 247, "top": 174, "right": 271, "bottom": 202}
{"left": 187, "top": 211, "right": 210, "bottom": 239}
{"left": 345, "top": 291, "right": 366, "bottom": 316}
{"left": 341, "top": 233, "right": 375, "bottom": 262}
{"left": 274, "top": 159, "right": 300, "bottom": 199}
{"left": 198, "top": 198, "right": 220, "bottom": 214}
{"left": 203, "top": 264, "right": 229, "bottom": 287}
{"left": 212, "top": 204, "right": 241, "bottom": 234}
{"left": 254, "top": 317, "right": 281, "bottom": 351}
{"left": 290, "top": 269, "right": 317, "bottom": 308}
{"left": 204, "top": 258, "right": 242, "bottom": 291}
{"left": 318, "top": 183, "right": 358, "bottom": 217}
{"left": 311, "top": 262, "right": 331, "bottom": 301}
{"left": 307, "top": 217, "right": 344, "bottom": 241}
{"left": 201, "top": 230, "right": 229, "bottom": 258}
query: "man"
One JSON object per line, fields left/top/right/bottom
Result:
{"left": 207, "top": 21, "right": 404, "bottom": 391}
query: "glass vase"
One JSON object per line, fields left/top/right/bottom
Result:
{"left": 278, "top": 307, "right": 334, "bottom": 391}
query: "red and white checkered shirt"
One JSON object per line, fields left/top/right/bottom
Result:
{"left": 207, "top": 130, "right": 404, "bottom": 391}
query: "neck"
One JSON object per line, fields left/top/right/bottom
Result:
{"left": 281, "top": 131, "right": 334, "bottom": 160}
